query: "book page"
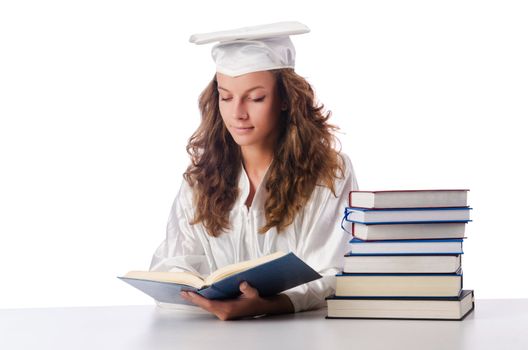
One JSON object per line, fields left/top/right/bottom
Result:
{"left": 124, "top": 270, "right": 206, "bottom": 289}
{"left": 204, "top": 251, "right": 286, "bottom": 286}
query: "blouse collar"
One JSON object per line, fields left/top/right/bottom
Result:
{"left": 238, "top": 160, "right": 273, "bottom": 212}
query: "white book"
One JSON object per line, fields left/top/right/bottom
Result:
{"left": 343, "top": 254, "right": 462, "bottom": 273}
{"left": 348, "top": 238, "right": 464, "bottom": 254}
{"left": 335, "top": 270, "right": 463, "bottom": 297}
{"left": 351, "top": 222, "right": 467, "bottom": 241}
{"left": 326, "top": 290, "right": 474, "bottom": 320}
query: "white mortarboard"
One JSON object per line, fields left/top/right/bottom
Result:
{"left": 189, "top": 21, "right": 310, "bottom": 77}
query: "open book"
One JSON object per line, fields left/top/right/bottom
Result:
{"left": 118, "top": 251, "right": 321, "bottom": 305}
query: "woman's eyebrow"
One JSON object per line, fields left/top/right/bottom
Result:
{"left": 217, "top": 85, "right": 265, "bottom": 93}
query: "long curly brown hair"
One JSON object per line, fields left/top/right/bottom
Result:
{"left": 183, "top": 68, "right": 344, "bottom": 237}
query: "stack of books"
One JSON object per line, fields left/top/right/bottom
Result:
{"left": 326, "top": 189, "right": 475, "bottom": 320}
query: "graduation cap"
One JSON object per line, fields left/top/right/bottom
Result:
{"left": 189, "top": 21, "right": 310, "bottom": 77}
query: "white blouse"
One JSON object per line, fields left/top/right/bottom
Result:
{"left": 149, "top": 152, "right": 359, "bottom": 312}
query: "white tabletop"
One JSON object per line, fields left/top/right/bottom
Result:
{"left": 1, "top": 298, "right": 527, "bottom": 350}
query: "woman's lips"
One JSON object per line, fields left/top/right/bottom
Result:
{"left": 231, "top": 126, "right": 254, "bottom": 134}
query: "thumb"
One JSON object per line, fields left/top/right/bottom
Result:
{"left": 239, "top": 281, "right": 259, "bottom": 298}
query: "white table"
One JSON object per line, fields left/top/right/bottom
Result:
{"left": 1, "top": 299, "right": 527, "bottom": 350}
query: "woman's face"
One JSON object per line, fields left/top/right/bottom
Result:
{"left": 216, "top": 71, "right": 283, "bottom": 150}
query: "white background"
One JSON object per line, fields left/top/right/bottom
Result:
{"left": 0, "top": 0, "right": 526, "bottom": 309}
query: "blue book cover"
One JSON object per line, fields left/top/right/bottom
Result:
{"left": 118, "top": 252, "right": 321, "bottom": 305}
{"left": 343, "top": 206, "right": 473, "bottom": 225}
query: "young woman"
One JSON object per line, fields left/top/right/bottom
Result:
{"left": 149, "top": 22, "right": 359, "bottom": 320}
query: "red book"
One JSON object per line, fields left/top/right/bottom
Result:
{"left": 348, "top": 189, "right": 469, "bottom": 209}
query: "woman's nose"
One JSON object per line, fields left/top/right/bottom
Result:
{"left": 232, "top": 99, "right": 248, "bottom": 119}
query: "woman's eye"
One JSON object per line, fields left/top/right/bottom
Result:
{"left": 220, "top": 96, "right": 264, "bottom": 102}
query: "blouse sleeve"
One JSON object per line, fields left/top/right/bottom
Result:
{"left": 282, "top": 153, "right": 359, "bottom": 312}
{"left": 148, "top": 178, "right": 211, "bottom": 277}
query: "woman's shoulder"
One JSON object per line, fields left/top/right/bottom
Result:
{"left": 337, "top": 151, "right": 356, "bottom": 177}
{"left": 301, "top": 151, "right": 357, "bottom": 213}
{"left": 174, "top": 175, "right": 195, "bottom": 209}
{"left": 338, "top": 152, "right": 353, "bottom": 173}
{"left": 326, "top": 152, "right": 358, "bottom": 193}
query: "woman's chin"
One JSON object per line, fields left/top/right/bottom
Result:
{"left": 229, "top": 132, "right": 257, "bottom": 147}
{"left": 231, "top": 138, "right": 255, "bottom": 147}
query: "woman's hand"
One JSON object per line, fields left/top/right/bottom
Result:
{"left": 180, "top": 281, "right": 294, "bottom": 321}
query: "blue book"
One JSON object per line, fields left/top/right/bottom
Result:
{"left": 118, "top": 251, "right": 321, "bottom": 305}
{"left": 344, "top": 206, "right": 472, "bottom": 224}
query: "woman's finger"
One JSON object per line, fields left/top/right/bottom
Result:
{"left": 239, "top": 281, "right": 259, "bottom": 298}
